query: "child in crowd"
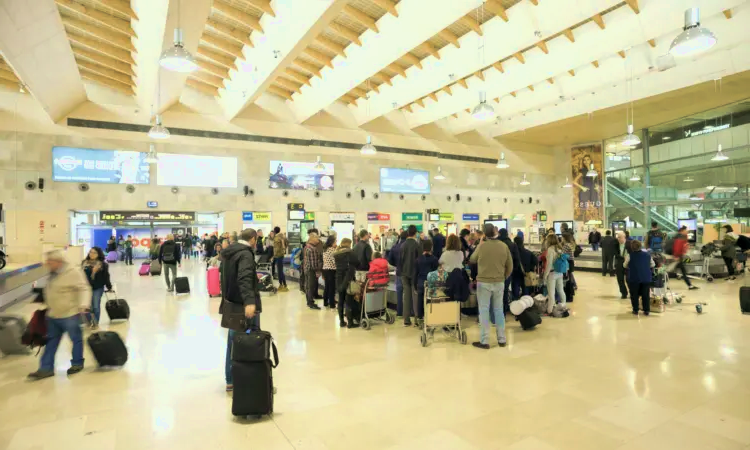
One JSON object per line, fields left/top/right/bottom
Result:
{"left": 624, "top": 240, "right": 654, "bottom": 316}
{"left": 414, "top": 240, "right": 439, "bottom": 326}
{"left": 366, "top": 251, "right": 390, "bottom": 290}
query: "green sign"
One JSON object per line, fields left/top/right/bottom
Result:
{"left": 439, "top": 213, "right": 454, "bottom": 221}
{"left": 414, "top": 224, "right": 424, "bottom": 232}
{"left": 402, "top": 212, "right": 423, "bottom": 221}
{"left": 304, "top": 212, "right": 315, "bottom": 221}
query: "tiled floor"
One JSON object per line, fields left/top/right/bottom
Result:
{"left": 1, "top": 260, "right": 750, "bottom": 449}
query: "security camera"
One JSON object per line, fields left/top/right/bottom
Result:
{"left": 421, "top": 195, "right": 426, "bottom": 201}
{"left": 373, "top": 193, "right": 379, "bottom": 199}
{"left": 467, "top": 196, "right": 472, "bottom": 202}
{"left": 346, "top": 192, "right": 352, "bottom": 199}
{"left": 446, "top": 195, "right": 451, "bottom": 202}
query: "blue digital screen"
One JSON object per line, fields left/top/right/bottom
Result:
{"left": 52, "top": 146, "right": 150, "bottom": 184}
{"left": 269, "top": 161, "right": 334, "bottom": 191}
{"left": 379, "top": 168, "right": 430, "bottom": 194}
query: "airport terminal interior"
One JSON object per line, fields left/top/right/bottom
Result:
{"left": 1, "top": 0, "right": 750, "bottom": 448}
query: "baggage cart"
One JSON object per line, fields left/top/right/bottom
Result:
{"left": 420, "top": 281, "right": 467, "bottom": 347}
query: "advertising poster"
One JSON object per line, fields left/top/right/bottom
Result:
{"left": 52, "top": 146, "right": 150, "bottom": 184}
{"left": 157, "top": 153, "right": 238, "bottom": 188}
{"left": 269, "top": 161, "right": 334, "bottom": 191}
{"left": 571, "top": 143, "right": 603, "bottom": 223}
{"left": 379, "top": 168, "right": 430, "bottom": 194}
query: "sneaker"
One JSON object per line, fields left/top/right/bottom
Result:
{"left": 67, "top": 365, "right": 84, "bottom": 376}
{"left": 472, "top": 342, "right": 490, "bottom": 350}
{"left": 347, "top": 322, "right": 359, "bottom": 329}
{"left": 404, "top": 320, "right": 412, "bottom": 326}
{"left": 226, "top": 384, "right": 233, "bottom": 392}
{"left": 308, "top": 304, "right": 321, "bottom": 310}
{"left": 689, "top": 285, "right": 699, "bottom": 290}
{"left": 643, "top": 312, "right": 650, "bottom": 316}
{"left": 632, "top": 311, "right": 639, "bottom": 315}
{"left": 27, "top": 370, "right": 54, "bottom": 381}
{"left": 339, "top": 320, "right": 347, "bottom": 327}
{"left": 497, "top": 341, "right": 507, "bottom": 348}
{"left": 167, "top": 288, "right": 174, "bottom": 293}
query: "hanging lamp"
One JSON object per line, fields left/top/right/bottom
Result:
{"left": 621, "top": 52, "right": 641, "bottom": 147}
{"left": 148, "top": 70, "right": 170, "bottom": 139}
{"left": 361, "top": 81, "right": 377, "bottom": 155}
{"left": 313, "top": 156, "right": 325, "bottom": 171}
{"left": 711, "top": 144, "right": 728, "bottom": 161}
{"left": 562, "top": 177, "right": 572, "bottom": 188}
{"left": 519, "top": 174, "right": 530, "bottom": 186}
{"left": 471, "top": 5, "right": 494, "bottom": 121}
{"left": 629, "top": 172, "right": 641, "bottom": 181}
{"left": 669, "top": 8, "right": 717, "bottom": 57}
{"left": 160, "top": 0, "right": 198, "bottom": 72}
{"left": 586, "top": 164, "right": 597, "bottom": 177}
{"left": 496, "top": 152, "right": 509, "bottom": 169}
{"left": 683, "top": 175, "right": 695, "bottom": 182}
{"left": 144, "top": 143, "right": 159, "bottom": 164}
{"left": 434, "top": 166, "right": 446, "bottom": 180}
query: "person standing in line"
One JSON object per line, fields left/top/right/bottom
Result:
{"left": 459, "top": 229, "right": 472, "bottom": 260}
{"left": 124, "top": 234, "right": 134, "bottom": 265}
{"left": 543, "top": 234, "right": 567, "bottom": 314}
{"left": 624, "top": 240, "right": 654, "bottom": 315}
{"left": 431, "top": 228, "right": 446, "bottom": 260}
{"left": 614, "top": 232, "right": 630, "bottom": 299}
{"left": 219, "top": 228, "right": 262, "bottom": 392}
{"left": 353, "top": 229, "right": 373, "bottom": 280}
{"left": 720, "top": 224, "right": 738, "bottom": 281}
{"left": 498, "top": 228, "right": 522, "bottom": 307}
{"left": 159, "top": 233, "right": 182, "bottom": 292}
{"left": 322, "top": 235, "right": 338, "bottom": 310}
{"left": 334, "top": 238, "right": 358, "bottom": 328}
{"left": 388, "top": 231, "right": 408, "bottom": 316}
{"left": 646, "top": 221, "right": 665, "bottom": 253}
{"left": 106, "top": 236, "right": 117, "bottom": 253}
{"left": 414, "top": 240, "right": 439, "bottom": 326}
{"left": 255, "top": 230, "right": 265, "bottom": 255}
{"left": 439, "top": 234, "right": 464, "bottom": 273}
{"left": 673, "top": 226, "right": 699, "bottom": 290}
{"left": 303, "top": 232, "right": 323, "bottom": 310}
{"left": 28, "top": 250, "right": 92, "bottom": 380}
{"left": 397, "top": 225, "right": 420, "bottom": 326}
{"left": 515, "top": 236, "right": 538, "bottom": 296}
{"left": 272, "top": 226, "right": 289, "bottom": 292}
{"left": 81, "top": 247, "right": 113, "bottom": 329}
{"left": 600, "top": 230, "right": 616, "bottom": 277}
{"left": 182, "top": 234, "right": 193, "bottom": 260}
{"left": 469, "top": 224, "right": 513, "bottom": 349}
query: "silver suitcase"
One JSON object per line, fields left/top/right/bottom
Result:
{"left": 0, "top": 315, "right": 30, "bottom": 355}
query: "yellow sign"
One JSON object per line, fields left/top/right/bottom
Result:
{"left": 439, "top": 213, "right": 454, "bottom": 221}
{"left": 253, "top": 212, "right": 271, "bottom": 222}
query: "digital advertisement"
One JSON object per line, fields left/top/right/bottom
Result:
{"left": 157, "top": 153, "right": 238, "bottom": 188}
{"left": 269, "top": 161, "right": 334, "bottom": 191}
{"left": 52, "top": 146, "right": 150, "bottom": 184}
{"left": 379, "top": 168, "right": 430, "bottom": 194}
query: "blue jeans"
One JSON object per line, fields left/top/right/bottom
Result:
{"left": 477, "top": 281, "right": 506, "bottom": 345}
{"left": 40, "top": 315, "right": 84, "bottom": 371}
{"left": 90, "top": 287, "right": 104, "bottom": 324}
{"left": 225, "top": 314, "right": 260, "bottom": 385}
{"left": 274, "top": 257, "right": 286, "bottom": 286}
{"left": 592, "top": 243, "right": 600, "bottom": 251}
{"left": 546, "top": 272, "right": 566, "bottom": 313}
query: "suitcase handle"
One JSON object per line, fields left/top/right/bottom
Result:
{"left": 243, "top": 329, "right": 280, "bottom": 368}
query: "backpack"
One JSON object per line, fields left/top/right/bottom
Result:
{"left": 162, "top": 242, "right": 176, "bottom": 263}
{"left": 291, "top": 247, "right": 302, "bottom": 270}
{"left": 21, "top": 309, "right": 48, "bottom": 354}
{"left": 573, "top": 245, "right": 583, "bottom": 258}
{"left": 650, "top": 233, "right": 664, "bottom": 252}
{"left": 664, "top": 238, "right": 675, "bottom": 255}
{"left": 552, "top": 252, "right": 569, "bottom": 274}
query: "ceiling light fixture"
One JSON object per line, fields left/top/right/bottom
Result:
{"left": 669, "top": 8, "right": 717, "bottom": 57}
{"left": 689, "top": 193, "right": 702, "bottom": 201}
{"left": 586, "top": 164, "right": 597, "bottom": 177}
{"left": 434, "top": 166, "right": 446, "bottom": 180}
{"left": 313, "top": 156, "right": 325, "bottom": 171}
{"left": 496, "top": 152, "right": 509, "bottom": 169}
{"left": 519, "top": 174, "right": 530, "bottom": 186}
{"left": 144, "top": 144, "right": 159, "bottom": 164}
{"left": 622, "top": 124, "right": 641, "bottom": 146}
{"left": 159, "top": 0, "right": 198, "bottom": 72}
{"left": 711, "top": 144, "right": 728, "bottom": 161}
{"left": 629, "top": 172, "right": 641, "bottom": 181}
{"left": 148, "top": 70, "right": 170, "bottom": 139}
{"left": 361, "top": 135, "right": 377, "bottom": 155}
{"left": 663, "top": 136, "right": 671, "bottom": 140}
{"left": 683, "top": 176, "right": 694, "bottom": 182}
{"left": 621, "top": 52, "right": 641, "bottom": 147}
{"left": 562, "top": 177, "right": 572, "bottom": 188}
{"left": 472, "top": 91, "right": 495, "bottom": 121}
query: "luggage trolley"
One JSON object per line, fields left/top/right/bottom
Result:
{"left": 419, "top": 280, "right": 467, "bottom": 347}
{"left": 359, "top": 279, "right": 395, "bottom": 330}
{"left": 255, "top": 254, "right": 278, "bottom": 294}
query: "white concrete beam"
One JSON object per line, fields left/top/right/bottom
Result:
{"left": 0, "top": 0, "right": 86, "bottom": 123}
{"left": 289, "top": 0, "right": 484, "bottom": 124}
{"left": 218, "top": 0, "right": 348, "bottom": 121}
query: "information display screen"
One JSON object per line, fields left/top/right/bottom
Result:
{"left": 269, "top": 161, "right": 334, "bottom": 191}
{"left": 379, "top": 168, "right": 430, "bottom": 194}
{"left": 52, "top": 146, "right": 150, "bottom": 184}
{"left": 157, "top": 153, "right": 238, "bottom": 188}
{"left": 677, "top": 218, "right": 698, "bottom": 243}
{"left": 554, "top": 221, "right": 574, "bottom": 235}
{"left": 484, "top": 219, "right": 508, "bottom": 231}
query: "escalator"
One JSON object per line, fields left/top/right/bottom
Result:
{"left": 607, "top": 181, "right": 678, "bottom": 232}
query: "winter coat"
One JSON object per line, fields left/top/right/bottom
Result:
{"left": 445, "top": 268, "right": 470, "bottom": 302}
{"left": 334, "top": 248, "right": 357, "bottom": 292}
{"left": 220, "top": 243, "right": 261, "bottom": 312}
{"left": 721, "top": 233, "right": 737, "bottom": 259}
{"left": 81, "top": 259, "right": 113, "bottom": 291}
{"left": 353, "top": 241, "right": 372, "bottom": 271}
{"left": 367, "top": 257, "right": 390, "bottom": 287}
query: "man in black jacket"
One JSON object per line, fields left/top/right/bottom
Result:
{"left": 159, "top": 234, "right": 182, "bottom": 292}
{"left": 431, "top": 228, "right": 446, "bottom": 259}
{"left": 398, "top": 225, "right": 420, "bottom": 326}
{"left": 600, "top": 230, "right": 616, "bottom": 276}
{"left": 498, "top": 228, "right": 521, "bottom": 307}
{"left": 353, "top": 229, "right": 373, "bottom": 272}
{"left": 220, "top": 228, "right": 261, "bottom": 391}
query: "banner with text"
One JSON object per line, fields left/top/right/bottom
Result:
{"left": 571, "top": 143, "right": 603, "bottom": 223}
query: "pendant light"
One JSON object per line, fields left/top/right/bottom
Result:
{"left": 496, "top": 152, "right": 509, "bottom": 169}
{"left": 629, "top": 171, "right": 641, "bottom": 182}
{"left": 144, "top": 143, "right": 159, "bottom": 164}
{"left": 434, "top": 166, "right": 446, "bottom": 180}
{"left": 471, "top": 5, "right": 494, "bottom": 121}
{"left": 622, "top": 124, "right": 640, "bottom": 146}
{"left": 148, "top": 70, "right": 170, "bottom": 139}
{"left": 621, "top": 52, "right": 641, "bottom": 147}
{"left": 683, "top": 175, "right": 694, "bottom": 182}
{"left": 586, "top": 164, "right": 597, "bottom": 177}
{"left": 711, "top": 144, "right": 728, "bottom": 161}
{"left": 160, "top": 0, "right": 198, "bottom": 72}
{"left": 519, "top": 174, "right": 530, "bottom": 186}
{"left": 669, "top": 8, "right": 717, "bottom": 57}
{"left": 562, "top": 177, "right": 572, "bottom": 188}
{"left": 313, "top": 156, "right": 325, "bottom": 171}
{"left": 361, "top": 80, "right": 377, "bottom": 155}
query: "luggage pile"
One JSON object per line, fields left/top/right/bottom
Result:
{"left": 510, "top": 296, "right": 542, "bottom": 330}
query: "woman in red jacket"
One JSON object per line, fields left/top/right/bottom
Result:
{"left": 367, "top": 251, "right": 390, "bottom": 289}
{"left": 673, "top": 226, "right": 698, "bottom": 290}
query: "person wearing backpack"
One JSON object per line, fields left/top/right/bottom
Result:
{"left": 28, "top": 250, "right": 92, "bottom": 381}
{"left": 159, "top": 233, "right": 182, "bottom": 292}
{"left": 646, "top": 222, "right": 665, "bottom": 253}
{"left": 542, "top": 234, "right": 567, "bottom": 315}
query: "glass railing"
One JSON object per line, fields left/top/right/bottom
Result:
{"left": 608, "top": 184, "right": 677, "bottom": 231}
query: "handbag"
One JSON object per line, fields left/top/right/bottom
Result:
{"left": 220, "top": 300, "right": 248, "bottom": 331}
{"left": 524, "top": 271, "right": 539, "bottom": 287}
{"left": 347, "top": 280, "right": 362, "bottom": 298}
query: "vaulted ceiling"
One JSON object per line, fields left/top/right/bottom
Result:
{"left": 0, "top": 0, "right": 748, "bottom": 143}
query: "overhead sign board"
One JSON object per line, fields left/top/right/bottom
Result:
{"left": 100, "top": 211, "right": 195, "bottom": 222}
{"left": 462, "top": 214, "right": 479, "bottom": 221}
{"left": 367, "top": 213, "right": 391, "bottom": 221}
{"left": 402, "top": 213, "right": 423, "bottom": 221}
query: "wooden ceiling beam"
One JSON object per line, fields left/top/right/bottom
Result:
{"left": 723, "top": 9, "right": 733, "bottom": 19}
{"left": 428, "top": 92, "right": 438, "bottom": 102}
{"left": 61, "top": 16, "right": 134, "bottom": 52}
{"left": 195, "top": 58, "right": 230, "bottom": 79}
{"left": 617, "top": 50, "right": 626, "bottom": 58}
{"left": 414, "top": 98, "right": 424, "bottom": 108}
{"left": 592, "top": 14, "right": 605, "bottom": 29}
{"left": 197, "top": 46, "right": 237, "bottom": 69}
{"left": 68, "top": 33, "right": 135, "bottom": 66}
{"left": 420, "top": 42, "right": 440, "bottom": 60}
{"left": 190, "top": 70, "right": 226, "bottom": 89}
{"left": 91, "top": 0, "right": 137, "bottom": 20}
{"left": 402, "top": 53, "right": 423, "bottom": 70}
{"left": 72, "top": 47, "right": 134, "bottom": 76}
{"left": 529, "top": 0, "right": 538, "bottom": 5}
{"left": 349, "top": 86, "right": 367, "bottom": 98}
{"left": 513, "top": 52, "right": 525, "bottom": 64}
{"left": 492, "top": 61, "right": 504, "bottom": 73}
{"left": 186, "top": 78, "right": 219, "bottom": 96}
{"left": 76, "top": 58, "right": 133, "bottom": 85}
{"left": 460, "top": 16, "right": 483, "bottom": 36}
{"left": 55, "top": 0, "right": 135, "bottom": 37}
{"left": 457, "top": 78, "right": 468, "bottom": 89}
{"left": 341, "top": 94, "right": 357, "bottom": 104}
{"left": 401, "top": 104, "right": 412, "bottom": 113}
{"left": 267, "top": 84, "right": 293, "bottom": 101}
{"left": 292, "top": 59, "right": 322, "bottom": 78}
{"left": 568, "top": 69, "right": 575, "bottom": 76}
{"left": 591, "top": 60, "right": 599, "bottom": 68}
{"left": 315, "top": 36, "right": 347, "bottom": 58}
{"left": 388, "top": 63, "right": 407, "bottom": 78}
{"left": 0, "top": 70, "right": 18, "bottom": 84}
{"left": 647, "top": 39, "right": 656, "bottom": 48}
{"left": 372, "top": 0, "right": 398, "bottom": 17}
{"left": 370, "top": 83, "right": 380, "bottom": 94}
{"left": 206, "top": 19, "right": 253, "bottom": 47}
{"left": 275, "top": 77, "right": 303, "bottom": 95}
{"left": 528, "top": 85, "right": 534, "bottom": 92}
{"left": 303, "top": 47, "right": 333, "bottom": 69}
{"left": 329, "top": 22, "right": 361, "bottom": 46}
{"left": 510, "top": 91, "right": 516, "bottom": 97}
{"left": 240, "top": 0, "right": 275, "bottom": 17}
{"left": 536, "top": 41, "right": 548, "bottom": 54}
{"left": 442, "top": 85, "right": 452, "bottom": 96}
{"left": 451, "top": 113, "right": 458, "bottom": 119}
{"left": 213, "top": 2, "right": 264, "bottom": 33}
{"left": 0, "top": 78, "right": 20, "bottom": 92}
{"left": 484, "top": 0, "right": 508, "bottom": 22}
{"left": 201, "top": 34, "right": 245, "bottom": 60}
{"left": 625, "top": 0, "right": 640, "bottom": 14}
{"left": 473, "top": 70, "right": 484, "bottom": 82}
{"left": 547, "top": 78, "right": 554, "bottom": 84}
{"left": 563, "top": 28, "right": 575, "bottom": 42}
{"left": 438, "top": 29, "right": 460, "bottom": 48}
{"left": 284, "top": 68, "right": 311, "bottom": 87}
{"left": 80, "top": 68, "right": 133, "bottom": 95}
{"left": 372, "top": 71, "right": 392, "bottom": 86}
{"left": 343, "top": 5, "right": 379, "bottom": 33}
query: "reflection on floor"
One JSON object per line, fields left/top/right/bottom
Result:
{"left": 1, "top": 260, "right": 750, "bottom": 450}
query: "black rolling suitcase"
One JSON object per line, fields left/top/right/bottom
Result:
{"left": 105, "top": 293, "right": 130, "bottom": 321}
{"left": 516, "top": 308, "right": 542, "bottom": 330}
{"left": 174, "top": 277, "right": 190, "bottom": 294}
{"left": 740, "top": 286, "right": 750, "bottom": 314}
{"left": 87, "top": 331, "right": 128, "bottom": 367}
{"left": 231, "top": 330, "right": 279, "bottom": 417}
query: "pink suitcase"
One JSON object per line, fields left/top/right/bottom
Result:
{"left": 138, "top": 262, "right": 150, "bottom": 276}
{"left": 107, "top": 251, "right": 118, "bottom": 263}
{"left": 207, "top": 267, "right": 221, "bottom": 297}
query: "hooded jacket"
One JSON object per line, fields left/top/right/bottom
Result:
{"left": 499, "top": 229, "right": 521, "bottom": 274}
{"left": 334, "top": 247, "right": 357, "bottom": 292}
{"left": 721, "top": 232, "right": 737, "bottom": 259}
{"left": 220, "top": 242, "right": 261, "bottom": 312}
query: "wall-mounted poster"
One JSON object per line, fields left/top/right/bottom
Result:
{"left": 269, "top": 161, "right": 334, "bottom": 191}
{"left": 571, "top": 143, "right": 603, "bottom": 223}
{"left": 157, "top": 153, "right": 238, "bottom": 188}
{"left": 52, "top": 146, "right": 150, "bottom": 184}
{"left": 379, "top": 168, "right": 430, "bottom": 194}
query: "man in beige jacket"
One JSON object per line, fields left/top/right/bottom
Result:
{"left": 28, "top": 250, "right": 92, "bottom": 381}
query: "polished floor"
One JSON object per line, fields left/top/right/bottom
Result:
{"left": 1, "top": 259, "right": 750, "bottom": 450}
